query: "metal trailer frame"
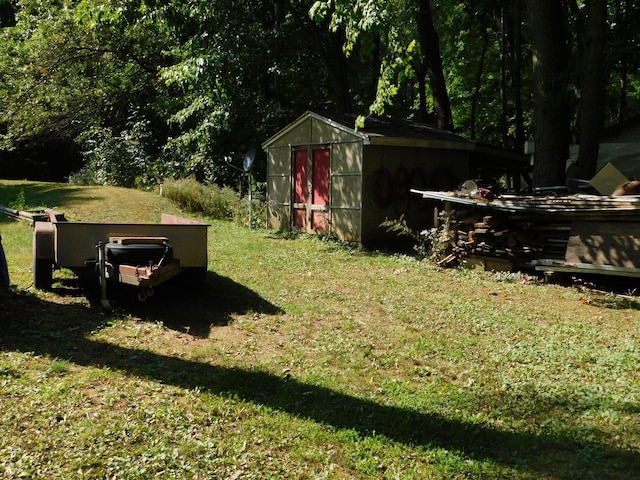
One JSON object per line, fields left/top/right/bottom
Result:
{"left": 33, "top": 213, "right": 209, "bottom": 308}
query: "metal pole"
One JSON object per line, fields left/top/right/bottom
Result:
{"left": 248, "top": 172, "right": 253, "bottom": 228}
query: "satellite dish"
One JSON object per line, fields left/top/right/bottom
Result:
{"left": 243, "top": 149, "right": 256, "bottom": 172}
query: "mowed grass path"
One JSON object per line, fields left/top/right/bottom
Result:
{"left": 1, "top": 181, "right": 639, "bottom": 479}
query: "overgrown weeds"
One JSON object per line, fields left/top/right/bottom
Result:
{"left": 381, "top": 215, "right": 446, "bottom": 261}
{"left": 161, "top": 177, "right": 265, "bottom": 227}
{"left": 7, "top": 188, "right": 28, "bottom": 210}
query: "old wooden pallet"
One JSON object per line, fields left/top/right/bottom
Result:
{"left": 0, "top": 205, "right": 62, "bottom": 225}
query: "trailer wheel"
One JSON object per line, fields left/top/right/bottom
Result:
{"left": 33, "top": 222, "right": 55, "bottom": 290}
{"left": 33, "top": 258, "right": 53, "bottom": 290}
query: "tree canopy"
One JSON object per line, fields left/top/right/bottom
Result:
{"left": 0, "top": 0, "right": 639, "bottom": 188}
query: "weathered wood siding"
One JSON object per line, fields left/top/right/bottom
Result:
{"left": 265, "top": 115, "right": 364, "bottom": 242}
{"left": 266, "top": 145, "right": 291, "bottom": 231}
{"left": 330, "top": 141, "right": 363, "bottom": 242}
{"left": 361, "top": 145, "right": 469, "bottom": 244}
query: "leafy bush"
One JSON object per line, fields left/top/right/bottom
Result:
{"left": 381, "top": 216, "right": 437, "bottom": 260}
{"left": 162, "top": 177, "right": 265, "bottom": 227}
{"left": 162, "top": 178, "right": 235, "bottom": 219}
{"left": 70, "top": 117, "right": 159, "bottom": 189}
{"left": 7, "top": 189, "right": 28, "bottom": 210}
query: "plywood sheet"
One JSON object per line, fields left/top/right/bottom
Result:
{"left": 331, "top": 209, "right": 361, "bottom": 243}
{"left": 54, "top": 221, "right": 208, "bottom": 268}
{"left": 565, "top": 221, "right": 640, "bottom": 268}
{"left": 589, "top": 162, "right": 629, "bottom": 196}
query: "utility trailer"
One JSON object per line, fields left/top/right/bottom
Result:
{"left": 33, "top": 213, "right": 209, "bottom": 308}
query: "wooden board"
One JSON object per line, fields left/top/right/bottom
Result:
{"left": 464, "top": 255, "right": 513, "bottom": 272}
{"left": 589, "top": 162, "right": 629, "bottom": 195}
{"left": 49, "top": 216, "right": 208, "bottom": 268}
{"left": 534, "top": 260, "right": 640, "bottom": 278}
{"left": 565, "top": 221, "right": 640, "bottom": 268}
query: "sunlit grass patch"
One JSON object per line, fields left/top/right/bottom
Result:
{"left": 1, "top": 181, "right": 639, "bottom": 479}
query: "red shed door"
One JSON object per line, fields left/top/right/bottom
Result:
{"left": 292, "top": 147, "right": 330, "bottom": 232}
{"left": 292, "top": 149, "right": 308, "bottom": 229}
{"left": 311, "top": 148, "right": 329, "bottom": 231}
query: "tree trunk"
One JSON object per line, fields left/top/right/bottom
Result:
{"left": 575, "top": 0, "right": 608, "bottom": 180}
{"left": 299, "top": 5, "right": 352, "bottom": 113}
{"left": 416, "top": 65, "right": 429, "bottom": 123}
{"left": 500, "top": 10, "right": 509, "bottom": 147}
{"left": 415, "top": 0, "right": 454, "bottom": 131}
{"left": 505, "top": 0, "right": 525, "bottom": 152}
{"left": 525, "top": 0, "right": 571, "bottom": 187}
{"left": 471, "top": 30, "right": 490, "bottom": 140}
{"left": 616, "top": 0, "right": 630, "bottom": 123}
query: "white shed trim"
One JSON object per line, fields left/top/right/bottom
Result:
{"left": 262, "top": 111, "right": 369, "bottom": 150}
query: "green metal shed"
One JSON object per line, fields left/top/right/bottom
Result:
{"left": 262, "top": 111, "right": 527, "bottom": 245}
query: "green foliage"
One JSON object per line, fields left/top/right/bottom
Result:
{"left": 70, "top": 116, "right": 158, "bottom": 188}
{"left": 311, "top": 0, "right": 388, "bottom": 56}
{"left": 1, "top": 0, "right": 639, "bottom": 191}
{"left": 7, "top": 188, "right": 27, "bottom": 210}
{"left": 160, "top": 94, "right": 232, "bottom": 184}
{"left": 162, "top": 177, "right": 236, "bottom": 219}
{"left": 0, "top": 0, "right": 167, "bottom": 145}
{"left": 381, "top": 214, "right": 449, "bottom": 262}
{"left": 161, "top": 177, "right": 265, "bottom": 227}
{"left": 312, "top": 0, "right": 419, "bottom": 117}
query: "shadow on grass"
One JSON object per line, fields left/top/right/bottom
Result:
{"left": 1, "top": 290, "right": 638, "bottom": 479}
{"left": 117, "top": 272, "right": 282, "bottom": 337}
{"left": 0, "top": 182, "right": 92, "bottom": 211}
{"left": 57, "top": 270, "right": 283, "bottom": 337}
{"left": 571, "top": 276, "right": 640, "bottom": 310}
{"left": 588, "top": 295, "right": 640, "bottom": 310}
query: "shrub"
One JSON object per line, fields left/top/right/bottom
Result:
{"left": 381, "top": 215, "right": 436, "bottom": 260}
{"left": 70, "top": 118, "right": 159, "bottom": 189}
{"left": 162, "top": 178, "right": 264, "bottom": 227}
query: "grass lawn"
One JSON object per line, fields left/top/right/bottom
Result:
{"left": 1, "top": 180, "right": 639, "bottom": 479}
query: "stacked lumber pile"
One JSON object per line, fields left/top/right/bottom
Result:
{"left": 413, "top": 189, "right": 640, "bottom": 274}
{"left": 435, "top": 208, "right": 570, "bottom": 267}
{"left": 411, "top": 187, "right": 640, "bottom": 278}
{"left": 0, "top": 205, "right": 64, "bottom": 225}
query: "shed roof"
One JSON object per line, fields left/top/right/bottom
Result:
{"left": 262, "top": 111, "right": 475, "bottom": 150}
{"left": 262, "top": 111, "right": 529, "bottom": 172}
{"left": 323, "top": 112, "right": 473, "bottom": 147}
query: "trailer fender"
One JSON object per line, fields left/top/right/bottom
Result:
{"left": 33, "top": 221, "right": 55, "bottom": 290}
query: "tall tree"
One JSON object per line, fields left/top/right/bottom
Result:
{"left": 524, "top": 0, "right": 571, "bottom": 187}
{"left": 3, "top": 0, "right": 640, "bottom": 191}
{"left": 502, "top": 0, "right": 526, "bottom": 151}
{"left": 291, "top": 1, "right": 353, "bottom": 112}
{"left": 610, "top": 0, "right": 640, "bottom": 123}
{"left": 311, "top": 0, "right": 455, "bottom": 129}
{"left": 435, "top": 0, "right": 531, "bottom": 148}
{"left": 575, "top": 0, "right": 608, "bottom": 179}
{"left": 415, "top": 0, "right": 454, "bottom": 130}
